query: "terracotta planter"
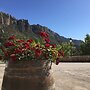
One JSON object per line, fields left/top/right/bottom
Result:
{"left": 1, "top": 60, "right": 55, "bottom": 90}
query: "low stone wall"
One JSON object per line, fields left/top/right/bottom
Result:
{"left": 61, "top": 56, "right": 90, "bottom": 62}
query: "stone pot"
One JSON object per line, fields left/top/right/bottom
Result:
{"left": 1, "top": 60, "right": 55, "bottom": 90}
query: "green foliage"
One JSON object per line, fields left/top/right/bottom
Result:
{"left": 60, "top": 42, "right": 76, "bottom": 56}
{"left": 80, "top": 34, "right": 90, "bottom": 55}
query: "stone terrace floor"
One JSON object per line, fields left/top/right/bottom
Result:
{"left": 0, "top": 63, "right": 90, "bottom": 90}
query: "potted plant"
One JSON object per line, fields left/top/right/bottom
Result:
{"left": 0, "top": 31, "right": 64, "bottom": 90}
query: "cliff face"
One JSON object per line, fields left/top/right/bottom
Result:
{"left": 0, "top": 12, "right": 17, "bottom": 26}
{"left": 0, "top": 12, "right": 82, "bottom": 46}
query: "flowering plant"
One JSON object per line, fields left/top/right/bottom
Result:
{"left": 0, "top": 31, "right": 64, "bottom": 65}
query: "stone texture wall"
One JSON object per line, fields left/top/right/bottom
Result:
{"left": 61, "top": 56, "right": 90, "bottom": 62}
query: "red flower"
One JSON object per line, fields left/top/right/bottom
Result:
{"left": 23, "top": 42, "right": 30, "bottom": 49}
{"left": 4, "top": 52, "right": 9, "bottom": 57}
{"left": 8, "top": 35, "right": 16, "bottom": 40}
{"left": 27, "top": 39, "right": 33, "bottom": 43}
{"left": 1, "top": 33, "right": 64, "bottom": 65}
{"left": 35, "top": 49, "right": 42, "bottom": 57}
{"left": 14, "top": 48, "right": 22, "bottom": 54}
{"left": 59, "top": 50, "right": 64, "bottom": 56}
{"left": 44, "top": 38, "right": 50, "bottom": 43}
{"left": 18, "top": 45, "right": 23, "bottom": 49}
{"left": 5, "top": 42, "right": 15, "bottom": 47}
{"left": 10, "top": 54, "right": 17, "bottom": 61}
{"left": 56, "top": 58, "right": 60, "bottom": 65}
{"left": 51, "top": 44, "right": 56, "bottom": 48}
{"left": 31, "top": 47, "right": 35, "bottom": 50}
{"left": 58, "top": 52, "right": 61, "bottom": 57}
{"left": 39, "top": 31, "right": 48, "bottom": 37}
{"left": 17, "top": 40, "right": 25, "bottom": 43}
{"left": 45, "top": 43, "right": 50, "bottom": 47}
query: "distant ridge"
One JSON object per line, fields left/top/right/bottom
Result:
{"left": 0, "top": 11, "right": 83, "bottom": 47}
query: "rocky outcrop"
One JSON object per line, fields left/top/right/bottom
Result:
{"left": 0, "top": 12, "right": 16, "bottom": 26}
{"left": 0, "top": 11, "right": 83, "bottom": 46}
{"left": 17, "top": 19, "right": 29, "bottom": 31}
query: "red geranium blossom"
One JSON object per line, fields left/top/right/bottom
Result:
{"left": 5, "top": 42, "right": 15, "bottom": 47}
{"left": 23, "top": 42, "right": 30, "bottom": 49}
{"left": 35, "top": 49, "right": 42, "bottom": 57}
{"left": 14, "top": 48, "right": 22, "bottom": 54}
{"left": 8, "top": 35, "right": 16, "bottom": 40}
{"left": 59, "top": 50, "right": 64, "bottom": 56}
{"left": 27, "top": 39, "right": 33, "bottom": 43}
{"left": 39, "top": 31, "right": 48, "bottom": 37}
{"left": 51, "top": 44, "right": 56, "bottom": 48}
{"left": 18, "top": 45, "right": 23, "bottom": 49}
{"left": 0, "top": 32, "right": 64, "bottom": 65}
{"left": 44, "top": 38, "right": 50, "bottom": 43}
{"left": 4, "top": 52, "right": 9, "bottom": 57}
{"left": 10, "top": 54, "right": 17, "bottom": 61}
{"left": 45, "top": 43, "right": 50, "bottom": 47}
{"left": 17, "top": 40, "right": 25, "bottom": 43}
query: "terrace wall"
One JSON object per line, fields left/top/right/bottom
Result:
{"left": 61, "top": 56, "right": 90, "bottom": 62}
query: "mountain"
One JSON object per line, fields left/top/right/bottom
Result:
{"left": 0, "top": 12, "right": 83, "bottom": 46}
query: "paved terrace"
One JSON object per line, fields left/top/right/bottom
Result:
{"left": 0, "top": 63, "right": 90, "bottom": 90}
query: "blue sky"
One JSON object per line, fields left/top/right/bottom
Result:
{"left": 0, "top": 0, "right": 90, "bottom": 40}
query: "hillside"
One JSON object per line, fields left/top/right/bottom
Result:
{"left": 0, "top": 12, "right": 82, "bottom": 46}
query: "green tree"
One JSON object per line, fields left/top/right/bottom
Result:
{"left": 61, "top": 42, "right": 76, "bottom": 56}
{"left": 80, "top": 34, "right": 90, "bottom": 55}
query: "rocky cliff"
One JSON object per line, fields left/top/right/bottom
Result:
{"left": 0, "top": 12, "right": 82, "bottom": 46}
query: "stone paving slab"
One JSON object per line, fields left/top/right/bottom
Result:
{"left": 0, "top": 63, "right": 90, "bottom": 90}
{"left": 52, "top": 63, "right": 90, "bottom": 90}
{"left": 0, "top": 64, "right": 5, "bottom": 90}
